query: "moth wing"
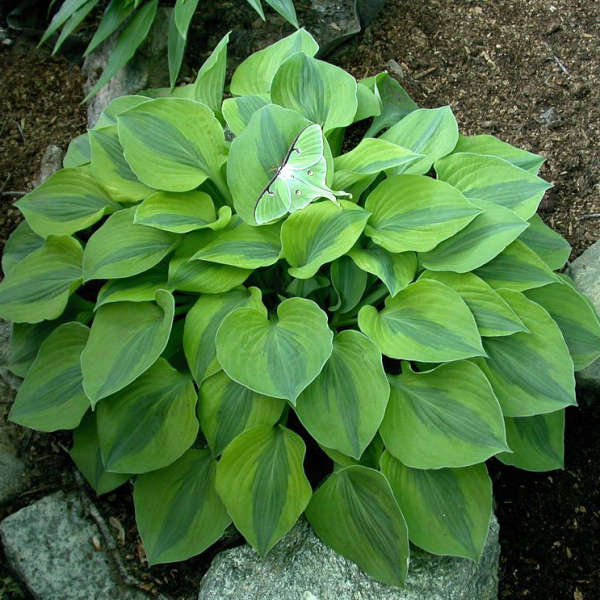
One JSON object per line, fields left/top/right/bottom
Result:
{"left": 287, "top": 124, "right": 324, "bottom": 170}
{"left": 255, "top": 176, "right": 291, "bottom": 224}
{"left": 288, "top": 156, "right": 340, "bottom": 211}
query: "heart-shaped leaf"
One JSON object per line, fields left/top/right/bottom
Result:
{"left": 271, "top": 53, "right": 357, "bottom": 133}
{"left": 519, "top": 214, "right": 571, "bottom": 271}
{"left": 358, "top": 279, "right": 484, "bottom": 362}
{"left": 474, "top": 290, "right": 576, "bottom": 417}
{"left": 184, "top": 287, "right": 264, "bottom": 384}
{"left": 16, "top": 168, "right": 119, "bottom": 237}
{"left": 63, "top": 133, "right": 91, "bottom": 168}
{"left": 364, "top": 175, "right": 480, "bottom": 253}
{"left": 97, "top": 358, "right": 198, "bottom": 473}
{"left": 193, "top": 32, "right": 229, "bottom": 111}
{"left": 134, "top": 448, "right": 230, "bottom": 565}
{"left": 83, "top": 207, "right": 179, "bottom": 282}
{"left": 81, "top": 289, "right": 174, "bottom": 405}
{"left": 295, "top": 330, "right": 389, "bottom": 459}
{"left": 305, "top": 465, "right": 409, "bottom": 587}
{"left": 329, "top": 256, "right": 367, "bottom": 313}
{"left": 281, "top": 201, "right": 370, "bottom": 279}
{"left": 198, "top": 371, "right": 285, "bottom": 456}
{"left": 0, "top": 235, "right": 82, "bottom": 323}
{"left": 215, "top": 425, "right": 312, "bottom": 555}
{"left": 381, "top": 453, "right": 493, "bottom": 560}
{"left": 380, "top": 361, "right": 507, "bottom": 469}
{"left": 435, "top": 152, "right": 552, "bottom": 219}
{"left": 117, "top": 98, "right": 227, "bottom": 192}
{"left": 222, "top": 95, "right": 269, "bottom": 135}
{"left": 10, "top": 322, "right": 90, "bottom": 432}
{"left": 2, "top": 221, "right": 44, "bottom": 275}
{"left": 497, "top": 411, "right": 564, "bottom": 471}
{"left": 216, "top": 297, "right": 333, "bottom": 403}
{"left": 419, "top": 270, "right": 527, "bottom": 337}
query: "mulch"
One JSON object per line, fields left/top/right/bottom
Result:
{"left": 0, "top": 1, "right": 599, "bottom": 599}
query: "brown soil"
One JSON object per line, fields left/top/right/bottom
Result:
{"left": 1, "top": 1, "right": 599, "bottom": 599}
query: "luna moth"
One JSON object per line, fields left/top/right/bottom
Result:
{"left": 254, "top": 124, "right": 349, "bottom": 224}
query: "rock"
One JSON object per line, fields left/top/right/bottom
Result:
{"left": 35, "top": 144, "right": 64, "bottom": 186}
{"left": 197, "top": 516, "right": 500, "bottom": 600}
{"left": 356, "top": 0, "right": 386, "bottom": 26}
{"left": 309, "top": 0, "right": 361, "bottom": 57}
{"left": 538, "top": 107, "right": 562, "bottom": 129}
{"left": 0, "top": 491, "right": 165, "bottom": 600}
{"left": 0, "top": 446, "right": 27, "bottom": 505}
{"left": 83, "top": 7, "right": 172, "bottom": 128}
{"left": 569, "top": 240, "right": 600, "bottom": 390}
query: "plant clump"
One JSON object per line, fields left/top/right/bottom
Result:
{"left": 1, "top": 29, "right": 599, "bottom": 587}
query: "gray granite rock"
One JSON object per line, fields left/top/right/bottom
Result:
{"left": 569, "top": 240, "right": 600, "bottom": 390}
{"left": 37, "top": 144, "right": 64, "bottom": 185}
{"left": 0, "top": 446, "right": 27, "bottom": 505}
{"left": 356, "top": 0, "right": 386, "bottom": 26}
{"left": 0, "top": 491, "right": 164, "bottom": 600}
{"left": 83, "top": 7, "right": 171, "bottom": 128}
{"left": 198, "top": 515, "right": 500, "bottom": 600}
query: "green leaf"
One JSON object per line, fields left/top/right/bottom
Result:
{"left": 305, "top": 465, "right": 409, "bottom": 587}
{"left": 348, "top": 247, "right": 417, "bottom": 297}
{"left": 380, "top": 106, "right": 458, "bottom": 174}
{"left": 6, "top": 296, "right": 93, "bottom": 377}
{"left": 52, "top": 0, "right": 99, "bottom": 54}
{"left": 174, "top": 0, "right": 200, "bottom": 38}
{"left": 281, "top": 200, "right": 370, "bottom": 279}
{"left": 96, "top": 358, "right": 198, "bottom": 473}
{"left": 380, "top": 361, "right": 507, "bottom": 469}
{"left": 473, "top": 289, "right": 576, "bottom": 417}
{"left": 454, "top": 134, "right": 545, "bottom": 174}
{"left": 419, "top": 271, "right": 527, "bottom": 337}
{"left": 70, "top": 412, "right": 130, "bottom": 495}
{"left": 16, "top": 168, "right": 119, "bottom": 237}
{"left": 227, "top": 104, "right": 310, "bottom": 225}
{"left": 89, "top": 125, "right": 153, "bottom": 202}
{"left": 519, "top": 213, "right": 571, "bottom": 270}
{"left": 84, "top": 0, "right": 135, "bottom": 57}
{"left": 198, "top": 371, "right": 285, "bottom": 456}
{"left": 222, "top": 95, "right": 269, "bottom": 136}
{"left": 167, "top": 232, "right": 250, "bottom": 293}
{"left": 134, "top": 448, "right": 230, "bottom": 564}
{"left": 0, "top": 235, "right": 82, "bottom": 323}
{"left": 93, "top": 95, "right": 150, "bottom": 129}
{"left": 41, "top": 0, "right": 89, "bottom": 44}
{"left": 83, "top": 207, "right": 179, "bottom": 282}
{"left": 63, "top": 133, "right": 91, "bottom": 168}
{"left": 364, "top": 175, "right": 480, "bottom": 253}
{"left": 354, "top": 82, "right": 381, "bottom": 122}
{"left": 358, "top": 279, "right": 484, "bottom": 362}
{"left": 363, "top": 72, "right": 418, "bottom": 138}
{"left": 2, "top": 221, "right": 44, "bottom": 275}
{"left": 381, "top": 453, "right": 493, "bottom": 560}
{"left": 497, "top": 411, "right": 565, "bottom": 471}
{"left": 193, "top": 32, "right": 229, "bottom": 112}
{"left": 83, "top": 0, "right": 159, "bottom": 101}
{"left": 117, "top": 97, "right": 228, "bottom": 192}
{"left": 134, "top": 190, "right": 228, "bottom": 233}
{"left": 329, "top": 256, "right": 367, "bottom": 313}
{"left": 295, "top": 330, "right": 389, "bottom": 459}
{"left": 9, "top": 323, "right": 89, "bottom": 432}
{"left": 271, "top": 53, "right": 357, "bottom": 133}
{"left": 525, "top": 278, "right": 600, "bottom": 370}
{"left": 332, "top": 139, "right": 424, "bottom": 190}
{"left": 95, "top": 263, "right": 169, "bottom": 309}
{"left": 230, "top": 29, "right": 319, "bottom": 96}
{"left": 184, "top": 287, "right": 264, "bottom": 384}
{"left": 264, "top": 0, "right": 298, "bottom": 27}
{"left": 420, "top": 203, "right": 528, "bottom": 273}
{"left": 216, "top": 297, "right": 333, "bottom": 403}
{"left": 215, "top": 425, "right": 312, "bottom": 555}
{"left": 435, "top": 153, "right": 552, "bottom": 220}
{"left": 189, "top": 216, "right": 282, "bottom": 269}
{"left": 167, "top": 4, "right": 186, "bottom": 89}
{"left": 474, "top": 239, "right": 558, "bottom": 291}
{"left": 81, "top": 289, "right": 174, "bottom": 405}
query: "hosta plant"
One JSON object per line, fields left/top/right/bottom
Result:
{"left": 3, "top": 29, "right": 600, "bottom": 587}
{"left": 41, "top": 0, "right": 299, "bottom": 100}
